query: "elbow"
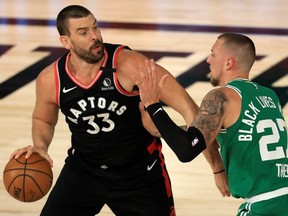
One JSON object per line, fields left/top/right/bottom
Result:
{"left": 175, "top": 150, "right": 198, "bottom": 163}
{"left": 175, "top": 144, "right": 207, "bottom": 163}
{"left": 178, "top": 156, "right": 193, "bottom": 163}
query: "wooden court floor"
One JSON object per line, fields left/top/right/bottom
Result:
{"left": 0, "top": 0, "right": 287, "bottom": 215}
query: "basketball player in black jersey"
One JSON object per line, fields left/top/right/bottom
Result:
{"left": 9, "top": 5, "right": 226, "bottom": 215}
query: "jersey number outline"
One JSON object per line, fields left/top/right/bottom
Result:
{"left": 258, "top": 118, "right": 288, "bottom": 161}
{"left": 82, "top": 113, "right": 115, "bottom": 134}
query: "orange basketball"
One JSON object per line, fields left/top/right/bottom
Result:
{"left": 3, "top": 152, "right": 53, "bottom": 202}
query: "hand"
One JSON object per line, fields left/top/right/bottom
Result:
{"left": 133, "top": 59, "right": 168, "bottom": 108}
{"left": 213, "top": 171, "right": 231, "bottom": 197}
{"left": 9, "top": 145, "right": 53, "bottom": 167}
{"left": 139, "top": 102, "right": 161, "bottom": 137}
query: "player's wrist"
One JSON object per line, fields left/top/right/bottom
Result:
{"left": 145, "top": 101, "right": 160, "bottom": 109}
{"left": 213, "top": 169, "right": 225, "bottom": 174}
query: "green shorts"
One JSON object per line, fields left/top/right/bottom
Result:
{"left": 237, "top": 194, "right": 288, "bottom": 216}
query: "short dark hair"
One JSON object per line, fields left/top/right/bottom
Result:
{"left": 56, "top": 5, "right": 92, "bottom": 36}
{"left": 218, "top": 33, "right": 256, "bottom": 70}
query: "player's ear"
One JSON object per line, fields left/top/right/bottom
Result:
{"left": 59, "top": 35, "right": 70, "bottom": 49}
{"left": 225, "top": 58, "right": 234, "bottom": 70}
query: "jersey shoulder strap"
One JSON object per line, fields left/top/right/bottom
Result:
{"left": 101, "top": 43, "right": 131, "bottom": 72}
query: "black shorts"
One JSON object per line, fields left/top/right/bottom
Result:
{"left": 40, "top": 143, "right": 175, "bottom": 216}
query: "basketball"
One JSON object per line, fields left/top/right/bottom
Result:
{"left": 3, "top": 153, "right": 53, "bottom": 202}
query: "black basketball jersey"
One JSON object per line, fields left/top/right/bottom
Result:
{"left": 54, "top": 43, "right": 154, "bottom": 166}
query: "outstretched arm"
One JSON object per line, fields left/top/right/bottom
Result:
{"left": 134, "top": 59, "right": 230, "bottom": 196}
{"left": 134, "top": 59, "right": 206, "bottom": 162}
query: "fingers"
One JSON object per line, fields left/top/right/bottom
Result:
{"left": 133, "top": 59, "right": 156, "bottom": 87}
{"left": 147, "top": 59, "right": 168, "bottom": 90}
{"left": 9, "top": 145, "right": 33, "bottom": 159}
{"left": 223, "top": 188, "right": 231, "bottom": 197}
{"left": 133, "top": 63, "right": 148, "bottom": 87}
{"left": 159, "top": 74, "right": 169, "bottom": 89}
{"left": 9, "top": 145, "right": 54, "bottom": 168}
{"left": 139, "top": 102, "right": 146, "bottom": 113}
{"left": 144, "top": 59, "right": 158, "bottom": 90}
{"left": 219, "top": 186, "right": 231, "bottom": 197}
{"left": 139, "top": 102, "right": 148, "bottom": 120}
{"left": 145, "top": 59, "right": 156, "bottom": 82}
{"left": 214, "top": 172, "right": 231, "bottom": 197}
{"left": 132, "top": 64, "right": 144, "bottom": 87}
{"left": 133, "top": 58, "right": 163, "bottom": 107}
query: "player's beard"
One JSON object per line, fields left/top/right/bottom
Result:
{"left": 72, "top": 40, "right": 104, "bottom": 64}
{"left": 210, "top": 76, "right": 219, "bottom": 87}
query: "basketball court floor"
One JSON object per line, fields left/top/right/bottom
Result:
{"left": 0, "top": 0, "right": 287, "bottom": 215}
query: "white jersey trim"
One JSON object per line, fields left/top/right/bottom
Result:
{"left": 245, "top": 186, "right": 288, "bottom": 203}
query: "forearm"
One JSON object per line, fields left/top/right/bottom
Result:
{"left": 202, "top": 140, "right": 225, "bottom": 173}
{"left": 32, "top": 118, "right": 55, "bottom": 153}
{"left": 178, "top": 124, "right": 224, "bottom": 172}
{"left": 202, "top": 140, "right": 230, "bottom": 197}
{"left": 147, "top": 103, "right": 206, "bottom": 162}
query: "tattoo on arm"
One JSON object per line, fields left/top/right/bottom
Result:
{"left": 191, "top": 89, "right": 228, "bottom": 144}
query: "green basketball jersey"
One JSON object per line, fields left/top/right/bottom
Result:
{"left": 217, "top": 79, "right": 288, "bottom": 199}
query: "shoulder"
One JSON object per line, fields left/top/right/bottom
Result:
{"left": 35, "top": 63, "right": 57, "bottom": 102}
{"left": 116, "top": 48, "right": 148, "bottom": 79}
{"left": 203, "top": 88, "right": 241, "bottom": 128}
{"left": 118, "top": 48, "right": 148, "bottom": 67}
{"left": 203, "top": 88, "right": 230, "bottom": 104}
{"left": 36, "top": 63, "right": 55, "bottom": 84}
{"left": 117, "top": 48, "right": 168, "bottom": 76}
{"left": 205, "top": 87, "right": 241, "bottom": 101}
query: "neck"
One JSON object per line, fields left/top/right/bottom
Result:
{"left": 224, "top": 72, "right": 249, "bottom": 85}
{"left": 68, "top": 53, "right": 105, "bottom": 76}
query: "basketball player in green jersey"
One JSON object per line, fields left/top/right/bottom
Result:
{"left": 135, "top": 33, "right": 288, "bottom": 215}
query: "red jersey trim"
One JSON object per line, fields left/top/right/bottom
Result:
{"left": 64, "top": 51, "right": 108, "bottom": 89}
{"left": 54, "top": 59, "right": 60, "bottom": 106}
{"left": 113, "top": 46, "right": 139, "bottom": 96}
{"left": 113, "top": 73, "right": 139, "bottom": 96}
{"left": 113, "top": 45, "right": 124, "bottom": 68}
{"left": 147, "top": 138, "right": 172, "bottom": 198}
